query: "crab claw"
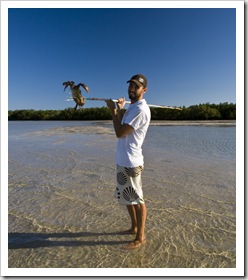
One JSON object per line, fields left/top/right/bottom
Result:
{"left": 63, "top": 81, "right": 75, "bottom": 91}
{"left": 63, "top": 81, "right": 70, "bottom": 91}
{"left": 78, "top": 83, "right": 89, "bottom": 93}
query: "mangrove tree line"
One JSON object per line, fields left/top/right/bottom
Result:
{"left": 8, "top": 102, "right": 236, "bottom": 121}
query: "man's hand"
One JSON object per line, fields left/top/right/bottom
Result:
{"left": 105, "top": 99, "right": 116, "bottom": 111}
{"left": 106, "top": 97, "right": 132, "bottom": 138}
{"left": 117, "top": 97, "right": 126, "bottom": 110}
{"left": 106, "top": 97, "right": 126, "bottom": 111}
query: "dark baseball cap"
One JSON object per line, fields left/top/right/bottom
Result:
{"left": 127, "top": 74, "right": 148, "bottom": 88}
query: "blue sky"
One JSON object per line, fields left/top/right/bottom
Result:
{"left": 8, "top": 7, "right": 236, "bottom": 110}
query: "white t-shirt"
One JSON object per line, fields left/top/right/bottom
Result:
{"left": 116, "top": 99, "right": 151, "bottom": 167}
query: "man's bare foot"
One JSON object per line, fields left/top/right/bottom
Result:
{"left": 122, "top": 239, "right": 146, "bottom": 249}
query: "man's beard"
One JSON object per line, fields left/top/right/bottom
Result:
{"left": 128, "top": 91, "right": 137, "bottom": 100}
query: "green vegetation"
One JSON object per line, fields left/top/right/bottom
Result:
{"left": 8, "top": 102, "right": 235, "bottom": 121}
{"left": 151, "top": 102, "right": 236, "bottom": 120}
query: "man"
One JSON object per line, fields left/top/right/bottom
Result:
{"left": 106, "top": 74, "right": 151, "bottom": 249}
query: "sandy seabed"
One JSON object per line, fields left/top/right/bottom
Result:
{"left": 7, "top": 121, "right": 236, "bottom": 270}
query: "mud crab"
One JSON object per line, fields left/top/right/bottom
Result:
{"left": 63, "top": 81, "right": 89, "bottom": 109}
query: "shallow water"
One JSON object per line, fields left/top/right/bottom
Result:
{"left": 8, "top": 121, "right": 236, "bottom": 268}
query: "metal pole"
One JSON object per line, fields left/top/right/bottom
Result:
{"left": 66, "top": 97, "right": 182, "bottom": 110}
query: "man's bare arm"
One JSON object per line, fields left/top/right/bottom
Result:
{"left": 106, "top": 99, "right": 133, "bottom": 138}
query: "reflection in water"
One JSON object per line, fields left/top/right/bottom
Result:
{"left": 8, "top": 121, "right": 236, "bottom": 268}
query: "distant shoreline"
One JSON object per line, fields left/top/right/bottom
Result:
{"left": 150, "top": 120, "right": 236, "bottom": 126}
{"left": 93, "top": 120, "right": 236, "bottom": 127}
{"left": 8, "top": 119, "right": 236, "bottom": 126}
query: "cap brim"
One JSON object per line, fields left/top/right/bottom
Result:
{"left": 127, "top": 79, "right": 143, "bottom": 87}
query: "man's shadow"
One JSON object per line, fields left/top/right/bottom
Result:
{"left": 8, "top": 231, "right": 131, "bottom": 249}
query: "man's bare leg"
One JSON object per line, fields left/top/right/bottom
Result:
{"left": 135, "top": 203, "right": 146, "bottom": 241}
{"left": 125, "top": 205, "right": 138, "bottom": 234}
{"left": 123, "top": 203, "right": 147, "bottom": 249}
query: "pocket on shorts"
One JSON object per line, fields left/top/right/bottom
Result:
{"left": 124, "top": 166, "right": 144, "bottom": 177}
